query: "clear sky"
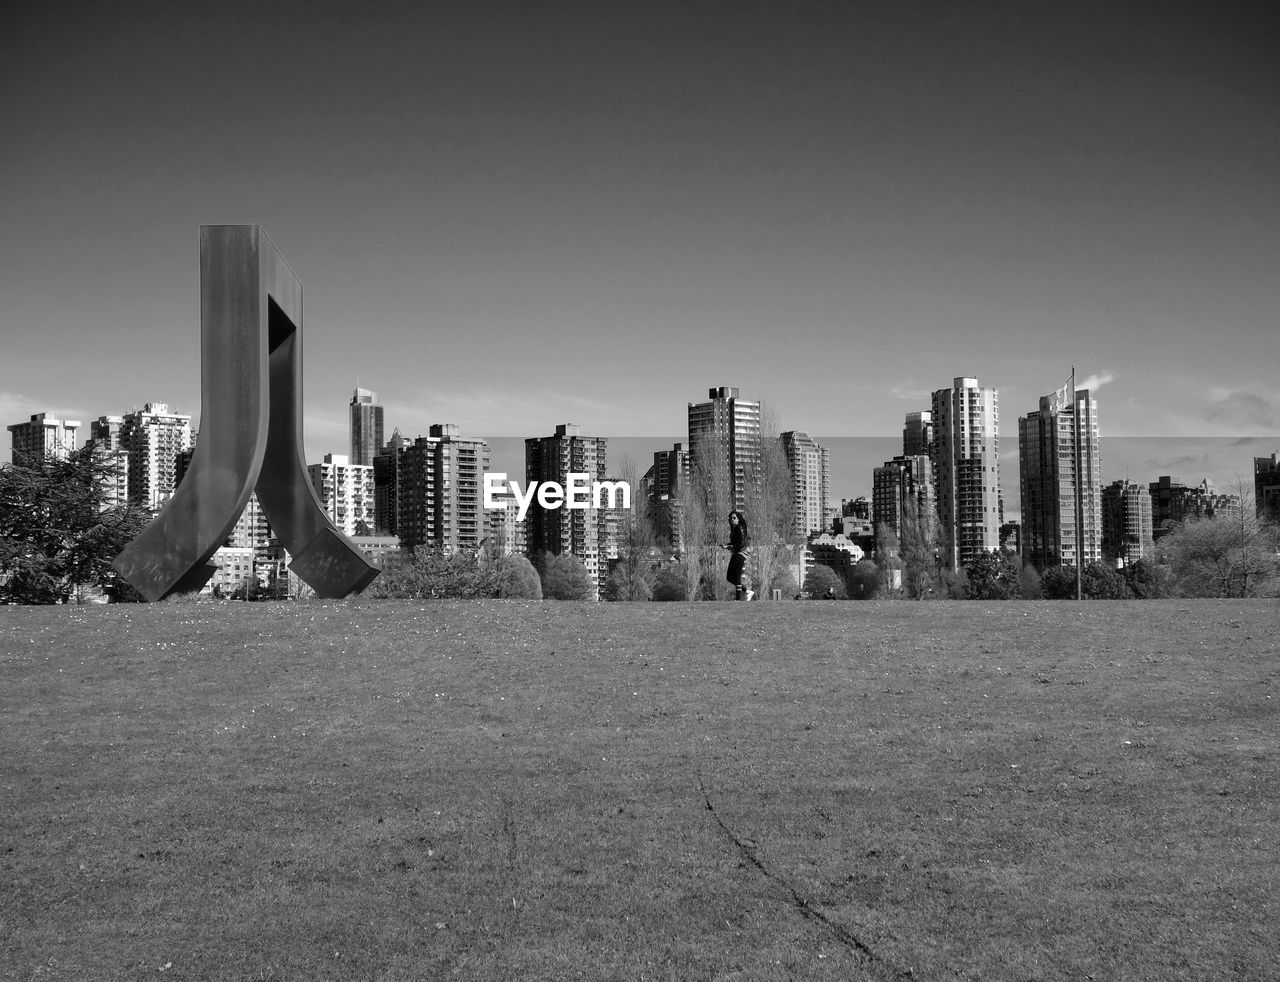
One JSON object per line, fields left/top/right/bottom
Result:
{"left": 2, "top": 1, "right": 1276, "bottom": 509}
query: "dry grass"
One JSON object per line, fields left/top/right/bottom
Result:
{"left": 2, "top": 599, "right": 1277, "bottom": 981}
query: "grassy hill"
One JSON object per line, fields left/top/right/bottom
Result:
{"left": 3, "top": 599, "right": 1277, "bottom": 981}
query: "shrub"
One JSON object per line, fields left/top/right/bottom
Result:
{"left": 498, "top": 555, "right": 542, "bottom": 599}
{"left": 1018, "top": 562, "right": 1043, "bottom": 599}
{"left": 1081, "top": 561, "right": 1133, "bottom": 599}
{"left": 846, "top": 559, "right": 880, "bottom": 599}
{"left": 963, "top": 551, "right": 1020, "bottom": 600}
{"left": 650, "top": 565, "right": 688, "bottom": 601}
{"left": 541, "top": 552, "right": 595, "bottom": 601}
{"left": 1040, "top": 561, "right": 1137, "bottom": 599}
{"left": 941, "top": 567, "right": 969, "bottom": 599}
{"left": 1040, "top": 564, "right": 1075, "bottom": 600}
{"left": 369, "top": 547, "right": 500, "bottom": 599}
{"left": 1122, "top": 559, "right": 1176, "bottom": 599}
{"left": 805, "top": 563, "right": 847, "bottom": 599}
{"left": 603, "top": 565, "right": 653, "bottom": 601}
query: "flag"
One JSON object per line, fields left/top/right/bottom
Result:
{"left": 1045, "top": 375, "right": 1072, "bottom": 415}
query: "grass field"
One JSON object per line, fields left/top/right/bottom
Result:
{"left": 2, "top": 599, "right": 1277, "bottom": 981}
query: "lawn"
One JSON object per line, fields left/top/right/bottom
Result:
{"left": 2, "top": 599, "right": 1277, "bottom": 981}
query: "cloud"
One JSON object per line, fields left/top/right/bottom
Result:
{"left": 1146, "top": 453, "right": 1210, "bottom": 473}
{"left": 1204, "top": 390, "right": 1278, "bottom": 431}
{"left": 889, "top": 380, "right": 931, "bottom": 401}
{"left": 0, "top": 391, "right": 38, "bottom": 425}
{"left": 0, "top": 391, "right": 93, "bottom": 428}
{"left": 386, "top": 388, "right": 620, "bottom": 439}
{"left": 1077, "top": 370, "right": 1116, "bottom": 392}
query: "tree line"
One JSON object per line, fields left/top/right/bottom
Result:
{"left": 3, "top": 443, "right": 1276, "bottom": 603}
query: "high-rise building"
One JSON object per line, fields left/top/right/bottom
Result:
{"left": 88, "top": 415, "right": 124, "bottom": 450}
{"left": 932, "top": 377, "right": 1002, "bottom": 570}
{"left": 687, "top": 386, "right": 761, "bottom": 512}
{"left": 373, "top": 428, "right": 406, "bottom": 535}
{"left": 119, "top": 402, "right": 192, "bottom": 512}
{"left": 781, "top": 431, "right": 829, "bottom": 538}
{"left": 649, "top": 443, "right": 689, "bottom": 549}
{"left": 1149, "top": 476, "right": 1195, "bottom": 537}
{"left": 307, "top": 453, "right": 375, "bottom": 538}
{"left": 1018, "top": 389, "right": 1102, "bottom": 570}
{"left": 227, "top": 491, "right": 272, "bottom": 551}
{"left": 398, "top": 424, "right": 490, "bottom": 555}
{"left": 903, "top": 411, "right": 933, "bottom": 457}
{"left": 1101, "top": 479, "right": 1154, "bottom": 566}
{"left": 8, "top": 412, "right": 81, "bottom": 464}
{"left": 525, "top": 423, "right": 608, "bottom": 599}
{"left": 349, "top": 388, "right": 384, "bottom": 466}
{"left": 872, "top": 454, "right": 934, "bottom": 540}
{"left": 1255, "top": 453, "right": 1280, "bottom": 521}
{"left": 1149, "top": 475, "right": 1241, "bottom": 537}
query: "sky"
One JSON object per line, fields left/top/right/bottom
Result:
{"left": 2, "top": 1, "right": 1277, "bottom": 513}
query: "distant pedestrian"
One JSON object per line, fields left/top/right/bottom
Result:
{"left": 726, "top": 509, "right": 753, "bottom": 601}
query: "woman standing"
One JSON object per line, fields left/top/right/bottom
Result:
{"left": 727, "top": 509, "right": 753, "bottom": 601}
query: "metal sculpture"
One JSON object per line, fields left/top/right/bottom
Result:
{"left": 113, "top": 225, "right": 379, "bottom": 600}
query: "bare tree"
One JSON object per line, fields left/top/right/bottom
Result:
{"left": 1160, "top": 477, "right": 1279, "bottom": 597}
{"left": 681, "top": 428, "right": 733, "bottom": 599}
{"left": 874, "top": 521, "right": 903, "bottom": 597}
{"left": 605, "top": 455, "right": 659, "bottom": 601}
{"left": 678, "top": 478, "right": 708, "bottom": 601}
{"left": 899, "top": 493, "right": 940, "bottom": 600}
{"left": 742, "top": 402, "right": 795, "bottom": 599}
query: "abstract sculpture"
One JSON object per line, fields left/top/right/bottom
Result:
{"left": 113, "top": 225, "right": 380, "bottom": 600}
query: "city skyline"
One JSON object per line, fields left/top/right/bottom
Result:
{"left": 3, "top": 4, "right": 1276, "bottom": 512}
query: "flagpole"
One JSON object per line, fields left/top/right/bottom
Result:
{"left": 1072, "top": 365, "right": 1083, "bottom": 601}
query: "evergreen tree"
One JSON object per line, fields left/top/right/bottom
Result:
{"left": 963, "top": 551, "right": 1021, "bottom": 600}
{"left": 0, "top": 447, "right": 151, "bottom": 604}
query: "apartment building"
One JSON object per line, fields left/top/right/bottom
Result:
{"left": 687, "top": 386, "right": 761, "bottom": 512}
{"left": 1101, "top": 479, "right": 1154, "bottom": 566}
{"left": 8, "top": 412, "right": 80, "bottom": 464}
{"left": 307, "top": 453, "right": 375, "bottom": 538}
{"left": 398, "top": 425, "right": 490, "bottom": 555}
{"left": 931, "top": 377, "right": 1002, "bottom": 570}
{"left": 781, "top": 431, "right": 829, "bottom": 538}
{"left": 1018, "top": 388, "right": 1102, "bottom": 570}
{"left": 525, "top": 423, "right": 608, "bottom": 598}
{"left": 119, "top": 402, "right": 192, "bottom": 512}
{"left": 349, "top": 387, "right": 384, "bottom": 466}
